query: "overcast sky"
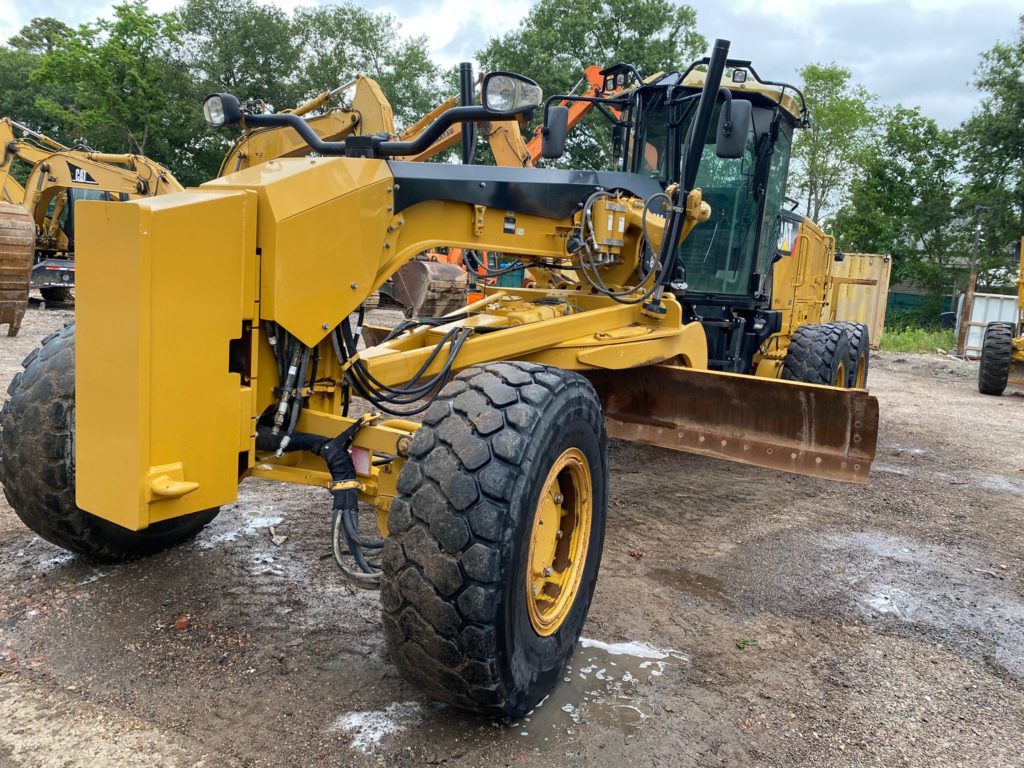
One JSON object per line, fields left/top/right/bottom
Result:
{"left": 1, "top": 0, "right": 1018, "bottom": 127}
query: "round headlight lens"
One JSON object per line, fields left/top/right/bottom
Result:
{"left": 486, "top": 75, "right": 517, "bottom": 113}
{"left": 203, "top": 95, "right": 226, "bottom": 128}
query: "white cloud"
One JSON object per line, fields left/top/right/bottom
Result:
{"left": 2, "top": 0, "right": 1018, "bottom": 126}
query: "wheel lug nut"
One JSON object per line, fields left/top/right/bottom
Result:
{"left": 532, "top": 584, "right": 540, "bottom": 595}
{"left": 555, "top": 530, "right": 563, "bottom": 539}
{"left": 543, "top": 567, "right": 553, "bottom": 577}
{"left": 553, "top": 493, "right": 564, "bottom": 504}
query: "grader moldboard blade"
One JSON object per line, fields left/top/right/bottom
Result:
{"left": 586, "top": 364, "right": 878, "bottom": 483}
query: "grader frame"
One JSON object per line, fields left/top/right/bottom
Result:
{"left": 1, "top": 40, "right": 878, "bottom": 717}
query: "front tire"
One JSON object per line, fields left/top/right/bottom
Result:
{"left": 782, "top": 323, "right": 852, "bottom": 386}
{"left": 978, "top": 321, "right": 1014, "bottom": 396}
{"left": 0, "top": 323, "right": 218, "bottom": 560}
{"left": 381, "top": 362, "right": 608, "bottom": 717}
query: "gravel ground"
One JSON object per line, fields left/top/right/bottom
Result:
{"left": 1, "top": 303, "right": 1022, "bottom": 767}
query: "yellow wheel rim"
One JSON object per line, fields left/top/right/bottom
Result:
{"left": 855, "top": 354, "right": 867, "bottom": 388}
{"left": 835, "top": 360, "right": 847, "bottom": 387}
{"left": 525, "top": 447, "right": 592, "bottom": 637}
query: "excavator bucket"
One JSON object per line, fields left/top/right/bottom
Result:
{"left": 0, "top": 203, "right": 35, "bottom": 337}
{"left": 586, "top": 364, "right": 878, "bottom": 484}
{"left": 390, "top": 259, "right": 467, "bottom": 318}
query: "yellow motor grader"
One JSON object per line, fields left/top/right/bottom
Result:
{"left": 0, "top": 40, "right": 878, "bottom": 717}
{"left": 978, "top": 235, "right": 1024, "bottom": 394}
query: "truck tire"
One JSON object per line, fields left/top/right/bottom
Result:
{"left": 978, "top": 321, "right": 1014, "bottom": 396}
{"left": 381, "top": 362, "right": 608, "bottom": 717}
{"left": 835, "top": 321, "right": 870, "bottom": 388}
{"left": 40, "top": 286, "right": 73, "bottom": 305}
{"left": 0, "top": 323, "right": 218, "bottom": 560}
{"left": 781, "top": 323, "right": 851, "bottom": 387}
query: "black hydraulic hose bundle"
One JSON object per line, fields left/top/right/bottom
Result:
{"left": 262, "top": 315, "right": 385, "bottom": 586}
{"left": 333, "top": 312, "right": 473, "bottom": 416}
{"left": 256, "top": 415, "right": 383, "bottom": 588}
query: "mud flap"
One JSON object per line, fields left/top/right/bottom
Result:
{"left": 585, "top": 364, "right": 878, "bottom": 484}
{"left": 391, "top": 259, "right": 467, "bottom": 317}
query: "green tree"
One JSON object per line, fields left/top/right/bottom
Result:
{"left": 177, "top": 0, "right": 301, "bottom": 109}
{"left": 478, "top": 0, "right": 705, "bottom": 168}
{"left": 8, "top": 17, "right": 71, "bottom": 55}
{"left": 790, "top": 63, "right": 875, "bottom": 223}
{"left": 293, "top": 4, "right": 440, "bottom": 128}
{"left": 961, "top": 15, "right": 1024, "bottom": 278}
{"left": 1, "top": 18, "right": 73, "bottom": 132}
{"left": 832, "top": 105, "right": 964, "bottom": 296}
{"left": 31, "top": 1, "right": 186, "bottom": 158}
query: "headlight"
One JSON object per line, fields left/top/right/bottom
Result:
{"left": 482, "top": 72, "right": 543, "bottom": 114}
{"left": 202, "top": 93, "right": 242, "bottom": 128}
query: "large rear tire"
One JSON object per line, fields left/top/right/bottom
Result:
{"left": 381, "top": 362, "right": 608, "bottom": 717}
{"left": 781, "top": 323, "right": 852, "bottom": 387}
{"left": 978, "top": 321, "right": 1014, "bottom": 396}
{"left": 0, "top": 323, "right": 218, "bottom": 560}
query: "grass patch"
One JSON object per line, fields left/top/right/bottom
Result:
{"left": 879, "top": 326, "right": 955, "bottom": 353}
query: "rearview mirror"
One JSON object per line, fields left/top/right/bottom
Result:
{"left": 541, "top": 105, "right": 569, "bottom": 159}
{"left": 482, "top": 72, "right": 543, "bottom": 115}
{"left": 611, "top": 123, "right": 626, "bottom": 160}
{"left": 714, "top": 98, "right": 751, "bottom": 159}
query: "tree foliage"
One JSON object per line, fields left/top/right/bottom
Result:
{"left": 1, "top": 1, "right": 440, "bottom": 185}
{"left": 790, "top": 63, "right": 875, "bottom": 223}
{"left": 29, "top": 2, "right": 185, "bottom": 158}
{"left": 831, "top": 106, "right": 963, "bottom": 294}
{"left": 960, "top": 15, "right": 1024, "bottom": 277}
{"left": 479, "top": 0, "right": 706, "bottom": 168}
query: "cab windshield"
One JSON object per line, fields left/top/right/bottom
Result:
{"left": 632, "top": 97, "right": 793, "bottom": 298}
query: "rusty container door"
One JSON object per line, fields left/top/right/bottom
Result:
{"left": 830, "top": 253, "right": 892, "bottom": 349}
{"left": 0, "top": 203, "right": 35, "bottom": 337}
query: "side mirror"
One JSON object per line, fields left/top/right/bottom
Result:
{"left": 481, "top": 72, "right": 543, "bottom": 115}
{"left": 714, "top": 98, "right": 751, "bottom": 159}
{"left": 611, "top": 123, "right": 626, "bottom": 160}
{"left": 541, "top": 105, "right": 569, "bottom": 160}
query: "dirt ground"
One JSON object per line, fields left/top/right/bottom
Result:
{"left": 1, "top": 302, "right": 1022, "bottom": 768}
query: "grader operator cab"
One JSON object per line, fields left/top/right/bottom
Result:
{"left": 541, "top": 57, "right": 864, "bottom": 387}
{"left": 0, "top": 40, "right": 878, "bottom": 718}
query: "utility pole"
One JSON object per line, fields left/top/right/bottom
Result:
{"left": 956, "top": 203, "right": 987, "bottom": 357}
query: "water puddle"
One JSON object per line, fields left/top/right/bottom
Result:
{"left": 327, "top": 701, "right": 423, "bottom": 752}
{"left": 199, "top": 512, "right": 283, "bottom": 549}
{"left": 871, "top": 461, "right": 912, "bottom": 476}
{"left": 510, "top": 637, "right": 688, "bottom": 743}
{"left": 976, "top": 474, "right": 1024, "bottom": 496}
{"left": 649, "top": 567, "right": 736, "bottom": 607}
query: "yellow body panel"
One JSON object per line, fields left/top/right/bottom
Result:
{"left": 205, "top": 158, "right": 394, "bottom": 346}
{"left": 75, "top": 190, "right": 257, "bottom": 529}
